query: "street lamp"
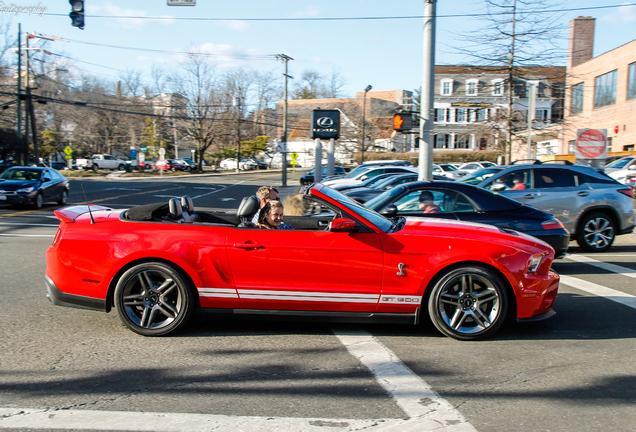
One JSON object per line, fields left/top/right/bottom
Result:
{"left": 361, "top": 85, "right": 372, "bottom": 163}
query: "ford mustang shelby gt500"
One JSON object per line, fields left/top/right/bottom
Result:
{"left": 46, "top": 184, "right": 559, "bottom": 341}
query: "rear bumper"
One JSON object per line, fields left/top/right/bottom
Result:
{"left": 46, "top": 275, "right": 106, "bottom": 312}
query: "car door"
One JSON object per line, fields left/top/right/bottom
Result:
{"left": 40, "top": 170, "right": 59, "bottom": 202}
{"left": 225, "top": 224, "right": 384, "bottom": 312}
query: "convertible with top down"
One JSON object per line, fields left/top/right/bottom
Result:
{"left": 45, "top": 184, "right": 560, "bottom": 341}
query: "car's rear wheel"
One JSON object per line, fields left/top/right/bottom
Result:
{"left": 118, "top": 164, "right": 125, "bottom": 171}
{"left": 114, "top": 262, "right": 195, "bottom": 336}
{"left": 576, "top": 212, "right": 615, "bottom": 252}
{"left": 92, "top": 164, "right": 98, "bottom": 173}
{"left": 428, "top": 266, "right": 508, "bottom": 341}
{"left": 58, "top": 190, "right": 68, "bottom": 205}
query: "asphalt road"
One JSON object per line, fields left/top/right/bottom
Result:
{"left": 1, "top": 172, "right": 635, "bottom": 432}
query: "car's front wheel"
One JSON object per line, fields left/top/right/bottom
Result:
{"left": 114, "top": 262, "right": 195, "bottom": 336}
{"left": 576, "top": 212, "right": 615, "bottom": 252}
{"left": 33, "top": 192, "right": 43, "bottom": 209}
{"left": 427, "top": 266, "right": 508, "bottom": 341}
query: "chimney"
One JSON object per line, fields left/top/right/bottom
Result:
{"left": 568, "top": 16, "right": 595, "bottom": 68}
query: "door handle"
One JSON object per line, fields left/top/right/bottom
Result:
{"left": 233, "top": 243, "right": 263, "bottom": 249}
{"left": 577, "top": 191, "right": 590, "bottom": 197}
{"left": 524, "top": 193, "right": 540, "bottom": 198}
{"left": 318, "top": 221, "right": 329, "bottom": 227}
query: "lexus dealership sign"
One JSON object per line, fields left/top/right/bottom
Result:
{"left": 311, "top": 109, "right": 340, "bottom": 139}
{"left": 575, "top": 128, "right": 607, "bottom": 160}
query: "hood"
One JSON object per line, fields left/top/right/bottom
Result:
{"left": 0, "top": 179, "right": 38, "bottom": 191}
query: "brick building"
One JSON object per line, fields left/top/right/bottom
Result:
{"left": 562, "top": 16, "right": 636, "bottom": 154}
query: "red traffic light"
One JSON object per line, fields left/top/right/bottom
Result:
{"left": 393, "top": 113, "right": 412, "bottom": 131}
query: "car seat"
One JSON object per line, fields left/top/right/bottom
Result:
{"left": 180, "top": 195, "right": 200, "bottom": 222}
{"left": 236, "top": 195, "right": 259, "bottom": 227}
{"left": 165, "top": 198, "right": 185, "bottom": 222}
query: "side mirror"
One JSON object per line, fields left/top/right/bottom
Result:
{"left": 329, "top": 218, "right": 358, "bottom": 232}
{"left": 381, "top": 204, "right": 398, "bottom": 216}
{"left": 490, "top": 183, "right": 505, "bottom": 192}
{"left": 42, "top": 177, "right": 51, "bottom": 183}
{"left": 360, "top": 175, "right": 368, "bottom": 181}
{"left": 629, "top": 164, "right": 636, "bottom": 170}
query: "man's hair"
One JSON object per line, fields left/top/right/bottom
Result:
{"left": 256, "top": 186, "right": 279, "bottom": 200}
{"left": 419, "top": 191, "right": 433, "bottom": 202}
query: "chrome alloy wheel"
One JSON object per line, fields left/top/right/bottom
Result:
{"left": 428, "top": 267, "right": 507, "bottom": 340}
{"left": 115, "top": 262, "right": 193, "bottom": 336}
{"left": 578, "top": 213, "right": 615, "bottom": 252}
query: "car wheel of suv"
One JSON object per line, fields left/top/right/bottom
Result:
{"left": 577, "top": 212, "right": 615, "bottom": 252}
{"left": 427, "top": 266, "right": 508, "bottom": 341}
{"left": 114, "top": 262, "right": 195, "bottom": 336}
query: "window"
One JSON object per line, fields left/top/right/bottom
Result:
{"left": 435, "top": 108, "right": 448, "bottom": 122}
{"left": 435, "top": 135, "right": 448, "bottom": 148}
{"left": 594, "top": 70, "right": 617, "bottom": 108}
{"left": 466, "top": 79, "right": 478, "bottom": 96}
{"left": 441, "top": 79, "right": 453, "bottom": 96}
{"left": 485, "top": 169, "right": 532, "bottom": 191}
{"left": 535, "top": 109, "right": 549, "bottom": 121}
{"left": 456, "top": 136, "right": 470, "bottom": 149}
{"left": 534, "top": 168, "right": 576, "bottom": 188}
{"left": 571, "top": 83, "right": 584, "bottom": 114}
{"left": 568, "top": 140, "right": 576, "bottom": 153}
{"left": 477, "top": 109, "right": 487, "bottom": 121}
{"left": 492, "top": 80, "right": 504, "bottom": 96}
{"left": 456, "top": 108, "right": 466, "bottom": 122}
{"left": 628, "top": 62, "right": 636, "bottom": 100}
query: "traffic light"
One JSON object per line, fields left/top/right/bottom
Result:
{"left": 69, "top": 0, "right": 85, "bottom": 29}
{"left": 393, "top": 113, "right": 413, "bottom": 132}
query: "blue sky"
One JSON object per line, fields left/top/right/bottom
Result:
{"left": 5, "top": 0, "right": 636, "bottom": 98}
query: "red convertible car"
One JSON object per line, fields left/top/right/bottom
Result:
{"left": 46, "top": 184, "right": 559, "bottom": 341}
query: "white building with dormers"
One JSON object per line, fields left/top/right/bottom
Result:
{"left": 431, "top": 65, "right": 566, "bottom": 155}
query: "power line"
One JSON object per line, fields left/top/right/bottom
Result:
{"left": 43, "top": 3, "right": 636, "bottom": 22}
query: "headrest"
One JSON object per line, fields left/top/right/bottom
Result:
{"left": 181, "top": 195, "right": 194, "bottom": 213}
{"left": 168, "top": 198, "right": 183, "bottom": 219}
{"left": 237, "top": 195, "right": 260, "bottom": 218}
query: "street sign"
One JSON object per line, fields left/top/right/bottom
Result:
{"left": 310, "top": 109, "right": 340, "bottom": 139}
{"left": 290, "top": 161, "right": 298, "bottom": 166}
{"left": 130, "top": 149, "right": 137, "bottom": 160}
{"left": 64, "top": 146, "right": 72, "bottom": 156}
{"left": 140, "top": 147, "right": 148, "bottom": 152}
{"left": 290, "top": 152, "right": 299, "bottom": 160}
{"left": 575, "top": 129, "right": 607, "bottom": 160}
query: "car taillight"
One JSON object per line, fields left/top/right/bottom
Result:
{"left": 617, "top": 188, "right": 635, "bottom": 198}
{"left": 542, "top": 218, "right": 564, "bottom": 230}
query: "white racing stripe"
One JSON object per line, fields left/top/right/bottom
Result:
{"left": 559, "top": 275, "right": 636, "bottom": 310}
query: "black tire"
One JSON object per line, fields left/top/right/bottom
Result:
{"left": 92, "top": 164, "right": 98, "bottom": 173}
{"left": 58, "top": 189, "right": 68, "bottom": 205}
{"left": 186, "top": 167, "right": 192, "bottom": 172}
{"left": 170, "top": 167, "right": 176, "bottom": 172}
{"left": 118, "top": 164, "right": 125, "bottom": 171}
{"left": 33, "top": 192, "right": 43, "bottom": 209}
{"left": 114, "top": 262, "right": 195, "bottom": 336}
{"left": 576, "top": 212, "right": 616, "bottom": 252}
{"left": 427, "top": 266, "right": 508, "bottom": 341}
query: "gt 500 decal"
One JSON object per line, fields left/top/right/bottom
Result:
{"left": 380, "top": 296, "right": 422, "bottom": 304}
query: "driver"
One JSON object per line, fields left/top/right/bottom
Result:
{"left": 418, "top": 191, "right": 441, "bottom": 214}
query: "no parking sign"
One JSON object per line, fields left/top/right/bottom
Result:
{"left": 575, "top": 129, "right": 607, "bottom": 160}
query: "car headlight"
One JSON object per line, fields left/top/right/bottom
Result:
{"left": 17, "top": 187, "right": 34, "bottom": 193}
{"left": 527, "top": 254, "right": 544, "bottom": 274}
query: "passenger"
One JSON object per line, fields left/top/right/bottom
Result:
{"left": 257, "top": 201, "right": 294, "bottom": 230}
{"left": 418, "top": 191, "right": 442, "bottom": 214}
{"left": 510, "top": 174, "right": 527, "bottom": 190}
{"left": 251, "top": 186, "right": 279, "bottom": 224}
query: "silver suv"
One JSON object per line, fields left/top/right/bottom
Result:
{"left": 458, "top": 162, "right": 635, "bottom": 252}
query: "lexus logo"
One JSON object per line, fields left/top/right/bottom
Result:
{"left": 316, "top": 117, "right": 334, "bottom": 128}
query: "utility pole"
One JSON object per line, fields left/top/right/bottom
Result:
{"left": 234, "top": 96, "right": 241, "bottom": 173}
{"left": 361, "top": 85, "right": 372, "bottom": 163}
{"left": 419, "top": 0, "right": 436, "bottom": 181}
{"left": 276, "top": 54, "right": 293, "bottom": 187}
{"left": 16, "top": 24, "right": 22, "bottom": 165}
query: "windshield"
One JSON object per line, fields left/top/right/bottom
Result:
{"left": 606, "top": 157, "right": 635, "bottom": 169}
{"left": 440, "top": 165, "right": 458, "bottom": 171}
{"left": 344, "top": 166, "right": 370, "bottom": 179}
{"left": 364, "top": 185, "right": 408, "bottom": 210}
{"left": 0, "top": 168, "right": 41, "bottom": 181}
{"left": 457, "top": 167, "right": 504, "bottom": 185}
{"left": 318, "top": 186, "right": 393, "bottom": 232}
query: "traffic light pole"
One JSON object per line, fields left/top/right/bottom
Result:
{"left": 277, "top": 54, "right": 293, "bottom": 187}
{"left": 419, "top": 0, "right": 436, "bottom": 182}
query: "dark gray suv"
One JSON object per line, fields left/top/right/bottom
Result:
{"left": 458, "top": 162, "right": 635, "bottom": 252}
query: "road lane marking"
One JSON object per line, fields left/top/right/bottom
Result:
{"left": 334, "top": 328, "right": 477, "bottom": 430}
{"left": 0, "top": 328, "right": 476, "bottom": 431}
{"left": 0, "top": 234, "right": 54, "bottom": 237}
{"left": 0, "top": 222, "right": 59, "bottom": 227}
{"left": 560, "top": 275, "right": 636, "bottom": 310}
{"left": 566, "top": 255, "right": 636, "bottom": 278}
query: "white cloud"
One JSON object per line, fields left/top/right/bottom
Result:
{"left": 600, "top": 4, "right": 636, "bottom": 24}
{"left": 87, "top": 3, "right": 175, "bottom": 29}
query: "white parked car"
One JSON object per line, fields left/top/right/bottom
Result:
{"left": 457, "top": 161, "right": 498, "bottom": 174}
{"left": 606, "top": 157, "right": 636, "bottom": 184}
{"left": 219, "top": 158, "right": 255, "bottom": 170}
{"left": 433, "top": 163, "right": 468, "bottom": 179}
{"left": 322, "top": 166, "right": 417, "bottom": 188}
